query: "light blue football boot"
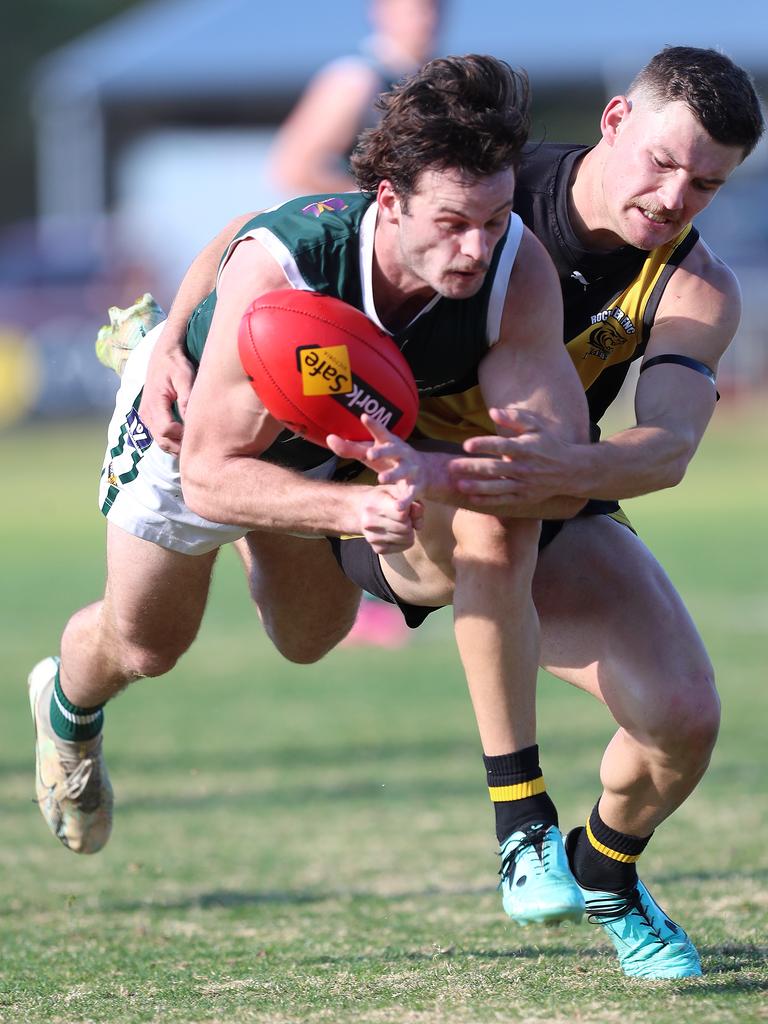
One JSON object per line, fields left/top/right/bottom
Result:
{"left": 566, "top": 827, "right": 702, "bottom": 979}
{"left": 499, "top": 823, "right": 585, "bottom": 925}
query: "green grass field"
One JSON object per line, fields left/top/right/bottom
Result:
{"left": 1, "top": 400, "right": 766, "bottom": 1024}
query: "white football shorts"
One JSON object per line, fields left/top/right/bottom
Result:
{"left": 98, "top": 322, "right": 247, "bottom": 555}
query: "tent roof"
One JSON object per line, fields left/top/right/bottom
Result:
{"left": 34, "top": 0, "right": 768, "bottom": 106}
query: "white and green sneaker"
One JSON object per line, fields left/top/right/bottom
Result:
{"left": 566, "top": 827, "right": 702, "bottom": 978}
{"left": 499, "top": 823, "right": 585, "bottom": 925}
{"left": 28, "top": 657, "right": 113, "bottom": 854}
{"left": 95, "top": 292, "right": 166, "bottom": 377}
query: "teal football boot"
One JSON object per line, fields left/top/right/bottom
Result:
{"left": 499, "top": 823, "right": 585, "bottom": 925}
{"left": 566, "top": 827, "right": 702, "bottom": 979}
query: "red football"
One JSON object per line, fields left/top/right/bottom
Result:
{"left": 238, "top": 289, "right": 419, "bottom": 448}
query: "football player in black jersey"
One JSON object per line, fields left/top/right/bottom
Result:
{"left": 432, "top": 46, "right": 764, "bottom": 978}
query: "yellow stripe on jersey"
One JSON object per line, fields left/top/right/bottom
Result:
{"left": 564, "top": 225, "right": 693, "bottom": 390}
{"left": 415, "top": 225, "right": 694, "bottom": 446}
{"left": 488, "top": 776, "right": 546, "bottom": 802}
{"left": 585, "top": 818, "right": 641, "bottom": 863}
{"left": 418, "top": 387, "right": 494, "bottom": 444}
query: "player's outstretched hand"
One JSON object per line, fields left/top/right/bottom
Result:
{"left": 448, "top": 406, "right": 576, "bottom": 507}
{"left": 139, "top": 327, "right": 195, "bottom": 455}
{"left": 327, "top": 414, "right": 429, "bottom": 503}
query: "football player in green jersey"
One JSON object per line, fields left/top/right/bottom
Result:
{"left": 28, "top": 55, "right": 589, "bottom": 936}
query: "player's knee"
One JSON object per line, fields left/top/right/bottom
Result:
{"left": 282, "top": 644, "right": 331, "bottom": 665}
{"left": 678, "top": 679, "right": 720, "bottom": 760}
{"left": 271, "top": 633, "right": 337, "bottom": 664}
{"left": 648, "top": 667, "right": 720, "bottom": 762}
{"left": 265, "top": 614, "right": 354, "bottom": 665}
{"left": 119, "top": 637, "right": 192, "bottom": 679}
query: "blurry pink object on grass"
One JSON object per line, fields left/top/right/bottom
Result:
{"left": 341, "top": 599, "right": 410, "bottom": 648}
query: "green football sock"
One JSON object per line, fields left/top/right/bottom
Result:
{"left": 50, "top": 670, "right": 104, "bottom": 742}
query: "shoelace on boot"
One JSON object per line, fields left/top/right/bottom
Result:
{"left": 48, "top": 734, "right": 105, "bottom": 811}
{"left": 499, "top": 828, "right": 551, "bottom": 884}
{"left": 585, "top": 885, "right": 675, "bottom": 948}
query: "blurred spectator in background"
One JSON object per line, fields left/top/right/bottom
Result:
{"left": 270, "top": 0, "right": 444, "bottom": 647}
{"left": 269, "top": 0, "right": 443, "bottom": 196}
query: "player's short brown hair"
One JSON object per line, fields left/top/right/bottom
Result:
{"left": 628, "top": 46, "right": 764, "bottom": 158}
{"left": 351, "top": 54, "right": 530, "bottom": 203}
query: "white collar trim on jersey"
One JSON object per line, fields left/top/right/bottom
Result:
{"left": 359, "top": 200, "right": 441, "bottom": 334}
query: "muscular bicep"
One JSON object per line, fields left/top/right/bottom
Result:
{"left": 181, "top": 239, "right": 291, "bottom": 473}
{"left": 636, "top": 243, "right": 740, "bottom": 442}
{"left": 646, "top": 241, "right": 741, "bottom": 369}
{"left": 478, "top": 228, "right": 588, "bottom": 443}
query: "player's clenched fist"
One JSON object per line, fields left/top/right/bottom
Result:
{"left": 355, "top": 483, "right": 423, "bottom": 555}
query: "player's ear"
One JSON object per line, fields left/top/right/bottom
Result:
{"left": 377, "top": 180, "right": 401, "bottom": 223}
{"left": 601, "top": 96, "right": 632, "bottom": 146}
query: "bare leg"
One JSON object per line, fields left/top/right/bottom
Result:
{"left": 381, "top": 504, "right": 541, "bottom": 754}
{"left": 534, "top": 515, "right": 720, "bottom": 837}
{"left": 30, "top": 523, "right": 218, "bottom": 854}
{"left": 382, "top": 504, "right": 582, "bottom": 926}
{"left": 236, "top": 533, "right": 362, "bottom": 663}
{"left": 61, "top": 522, "right": 218, "bottom": 705}
{"left": 451, "top": 511, "right": 540, "bottom": 754}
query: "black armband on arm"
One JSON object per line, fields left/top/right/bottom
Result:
{"left": 640, "top": 354, "right": 719, "bottom": 400}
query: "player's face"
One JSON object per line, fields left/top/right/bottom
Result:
{"left": 600, "top": 99, "right": 743, "bottom": 250}
{"left": 394, "top": 167, "right": 516, "bottom": 300}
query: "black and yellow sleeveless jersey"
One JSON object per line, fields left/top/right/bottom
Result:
{"left": 417, "top": 143, "right": 700, "bottom": 444}
{"left": 184, "top": 191, "right": 524, "bottom": 471}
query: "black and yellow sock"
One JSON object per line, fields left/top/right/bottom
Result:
{"left": 483, "top": 744, "right": 558, "bottom": 844}
{"left": 571, "top": 801, "right": 651, "bottom": 892}
{"left": 49, "top": 669, "right": 104, "bottom": 742}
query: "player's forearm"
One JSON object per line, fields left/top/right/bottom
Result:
{"left": 412, "top": 450, "right": 503, "bottom": 507}
{"left": 418, "top": 452, "right": 585, "bottom": 518}
{"left": 564, "top": 425, "right": 698, "bottom": 500}
{"left": 182, "top": 456, "right": 367, "bottom": 535}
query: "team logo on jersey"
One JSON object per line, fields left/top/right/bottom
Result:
{"left": 125, "top": 407, "right": 153, "bottom": 451}
{"left": 301, "top": 197, "right": 348, "bottom": 217}
{"left": 590, "top": 305, "right": 635, "bottom": 333}
{"left": 586, "top": 320, "right": 629, "bottom": 361}
{"left": 297, "top": 344, "right": 352, "bottom": 395}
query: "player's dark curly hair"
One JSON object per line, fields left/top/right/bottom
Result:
{"left": 628, "top": 46, "right": 764, "bottom": 157}
{"left": 351, "top": 54, "right": 530, "bottom": 205}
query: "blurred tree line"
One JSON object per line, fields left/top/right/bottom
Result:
{"left": 2, "top": 0, "right": 141, "bottom": 230}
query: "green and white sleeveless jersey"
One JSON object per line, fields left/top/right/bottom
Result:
{"left": 185, "top": 191, "right": 523, "bottom": 469}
